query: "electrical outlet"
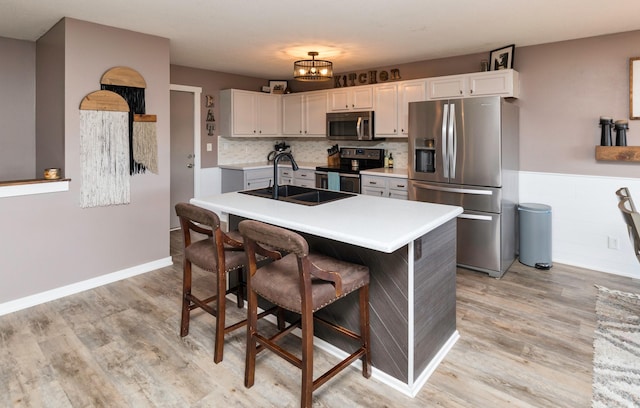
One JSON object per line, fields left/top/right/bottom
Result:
{"left": 608, "top": 236, "right": 619, "bottom": 250}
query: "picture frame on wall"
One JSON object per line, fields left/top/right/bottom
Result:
{"left": 269, "top": 80, "right": 288, "bottom": 94}
{"left": 630, "top": 57, "right": 640, "bottom": 120}
{"left": 489, "top": 44, "right": 515, "bottom": 71}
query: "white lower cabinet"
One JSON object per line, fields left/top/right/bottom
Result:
{"left": 293, "top": 168, "right": 316, "bottom": 187}
{"left": 279, "top": 167, "right": 294, "bottom": 185}
{"left": 361, "top": 174, "right": 408, "bottom": 200}
{"left": 221, "top": 167, "right": 274, "bottom": 192}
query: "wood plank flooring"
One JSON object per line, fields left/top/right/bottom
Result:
{"left": 1, "top": 230, "right": 638, "bottom": 407}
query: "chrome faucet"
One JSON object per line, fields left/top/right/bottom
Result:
{"left": 272, "top": 152, "right": 298, "bottom": 199}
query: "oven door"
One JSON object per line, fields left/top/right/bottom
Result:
{"left": 315, "top": 171, "right": 360, "bottom": 193}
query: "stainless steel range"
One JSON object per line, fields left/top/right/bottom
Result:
{"left": 315, "top": 148, "right": 384, "bottom": 193}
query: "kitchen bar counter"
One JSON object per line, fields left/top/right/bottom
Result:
{"left": 191, "top": 192, "right": 461, "bottom": 397}
{"left": 192, "top": 192, "right": 459, "bottom": 253}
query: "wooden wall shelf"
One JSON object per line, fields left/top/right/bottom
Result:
{"left": 595, "top": 146, "right": 640, "bottom": 162}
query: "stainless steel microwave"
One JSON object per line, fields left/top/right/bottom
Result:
{"left": 326, "top": 111, "right": 375, "bottom": 141}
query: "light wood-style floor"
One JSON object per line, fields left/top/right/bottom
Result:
{"left": 1, "top": 231, "right": 639, "bottom": 407}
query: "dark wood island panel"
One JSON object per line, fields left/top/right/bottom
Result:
{"left": 233, "top": 216, "right": 458, "bottom": 389}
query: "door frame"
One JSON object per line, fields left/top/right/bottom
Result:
{"left": 169, "top": 84, "right": 202, "bottom": 198}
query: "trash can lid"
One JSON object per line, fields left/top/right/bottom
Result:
{"left": 518, "top": 203, "right": 552, "bottom": 213}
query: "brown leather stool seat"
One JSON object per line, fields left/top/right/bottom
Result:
{"left": 239, "top": 219, "right": 371, "bottom": 408}
{"left": 175, "top": 203, "right": 277, "bottom": 363}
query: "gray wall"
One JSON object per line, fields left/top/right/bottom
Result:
{"left": 516, "top": 30, "right": 640, "bottom": 177}
{"left": 2, "top": 22, "right": 639, "bottom": 304}
{"left": 0, "top": 37, "right": 35, "bottom": 180}
{"left": 36, "top": 19, "right": 65, "bottom": 177}
{"left": 295, "top": 30, "right": 640, "bottom": 178}
{"left": 0, "top": 18, "right": 170, "bottom": 304}
{"left": 170, "top": 65, "right": 265, "bottom": 168}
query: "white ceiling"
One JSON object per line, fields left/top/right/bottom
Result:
{"left": 2, "top": 0, "right": 640, "bottom": 79}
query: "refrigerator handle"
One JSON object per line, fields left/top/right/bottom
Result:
{"left": 449, "top": 103, "right": 457, "bottom": 179}
{"left": 458, "top": 213, "right": 493, "bottom": 221}
{"left": 411, "top": 182, "right": 493, "bottom": 196}
{"left": 441, "top": 103, "right": 449, "bottom": 178}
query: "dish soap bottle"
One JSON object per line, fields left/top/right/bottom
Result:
{"left": 384, "top": 151, "right": 389, "bottom": 168}
{"left": 388, "top": 153, "right": 394, "bottom": 169}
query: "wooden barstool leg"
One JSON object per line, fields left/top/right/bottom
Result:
{"left": 300, "top": 307, "right": 314, "bottom": 408}
{"left": 244, "top": 288, "right": 258, "bottom": 388}
{"left": 213, "top": 269, "right": 226, "bottom": 364}
{"left": 360, "top": 284, "right": 372, "bottom": 378}
{"left": 236, "top": 267, "right": 244, "bottom": 308}
{"left": 180, "top": 262, "right": 192, "bottom": 337}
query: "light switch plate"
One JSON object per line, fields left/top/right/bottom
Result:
{"left": 206, "top": 143, "right": 213, "bottom": 152}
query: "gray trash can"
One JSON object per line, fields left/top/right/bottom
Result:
{"left": 518, "top": 203, "right": 552, "bottom": 269}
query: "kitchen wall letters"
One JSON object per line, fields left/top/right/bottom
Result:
{"left": 333, "top": 68, "right": 402, "bottom": 88}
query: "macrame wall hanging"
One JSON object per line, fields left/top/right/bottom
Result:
{"left": 133, "top": 114, "right": 158, "bottom": 173}
{"left": 100, "top": 66, "right": 154, "bottom": 175}
{"left": 79, "top": 90, "right": 131, "bottom": 208}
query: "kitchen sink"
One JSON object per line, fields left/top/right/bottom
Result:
{"left": 238, "top": 186, "right": 355, "bottom": 206}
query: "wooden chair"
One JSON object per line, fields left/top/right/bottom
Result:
{"left": 239, "top": 219, "right": 371, "bottom": 408}
{"left": 616, "top": 187, "right": 640, "bottom": 263}
{"left": 175, "top": 203, "right": 276, "bottom": 363}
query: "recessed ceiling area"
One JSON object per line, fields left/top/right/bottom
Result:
{"left": 2, "top": 0, "right": 640, "bottom": 79}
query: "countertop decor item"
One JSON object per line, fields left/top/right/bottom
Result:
{"left": 592, "top": 285, "right": 640, "bottom": 408}
{"left": 293, "top": 51, "right": 333, "bottom": 81}
{"left": 43, "top": 168, "right": 61, "bottom": 180}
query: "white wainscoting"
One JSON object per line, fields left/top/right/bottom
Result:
{"left": 199, "top": 166, "right": 221, "bottom": 197}
{"left": 520, "top": 171, "right": 640, "bottom": 278}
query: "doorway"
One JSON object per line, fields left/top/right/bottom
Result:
{"left": 170, "top": 84, "right": 201, "bottom": 229}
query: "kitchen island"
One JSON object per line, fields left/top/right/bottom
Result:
{"left": 191, "top": 191, "right": 462, "bottom": 397}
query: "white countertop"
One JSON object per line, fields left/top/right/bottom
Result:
{"left": 191, "top": 192, "right": 461, "bottom": 253}
{"left": 360, "top": 167, "right": 408, "bottom": 178}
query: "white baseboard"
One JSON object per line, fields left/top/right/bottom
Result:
{"left": 0, "top": 257, "right": 173, "bottom": 316}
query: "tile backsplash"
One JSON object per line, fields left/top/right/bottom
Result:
{"left": 218, "top": 136, "right": 409, "bottom": 168}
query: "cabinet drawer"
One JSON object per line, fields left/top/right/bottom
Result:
{"left": 294, "top": 169, "right": 315, "bottom": 181}
{"left": 388, "top": 180, "right": 408, "bottom": 192}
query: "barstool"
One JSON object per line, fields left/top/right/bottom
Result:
{"left": 239, "top": 219, "right": 371, "bottom": 408}
{"left": 175, "top": 203, "right": 276, "bottom": 363}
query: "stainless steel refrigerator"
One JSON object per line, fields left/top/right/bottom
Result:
{"left": 408, "top": 96, "right": 519, "bottom": 277}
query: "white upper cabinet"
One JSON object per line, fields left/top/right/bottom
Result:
{"left": 328, "top": 86, "right": 373, "bottom": 111}
{"left": 374, "top": 84, "right": 398, "bottom": 136}
{"left": 427, "top": 69, "right": 519, "bottom": 100}
{"left": 467, "top": 69, "right": 519, "bottom": 97}
{"left": 374, "top": 80, "right": 427, "bottom": 138}
{"left": 398, "top": 80, "right": 427, "bottom": 136}
{"left": 427, "top": 74, "right": 467, "bottom": 99}
{"left": 282, "top": 91, "right": 327, "bottom": 137}
{"left": 282, "top": 94, "right": 304, "bottom": 136}
{"left": 219, "top": 89, "right": 281, "bottom": 137}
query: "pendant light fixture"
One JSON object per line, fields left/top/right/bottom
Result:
{"left": 293, "top": 51, "right": 333, "bottom": 81}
